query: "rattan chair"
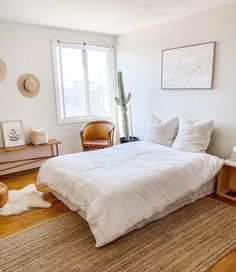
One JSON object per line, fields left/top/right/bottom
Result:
{"left": 80, "top": 120, "right": 115, "bottom": 151}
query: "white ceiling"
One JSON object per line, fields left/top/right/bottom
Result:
{"left": 0, "top": 0, "right": 236, "bottom": 35}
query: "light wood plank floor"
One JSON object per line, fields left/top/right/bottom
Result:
{"left": 0, "top": 169, "right": 236, "bottom": 272}
{"left": 0, "top": 169, "right": 69, "bottom": 238}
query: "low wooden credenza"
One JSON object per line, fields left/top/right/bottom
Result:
{"left": 0, "top": 139, "right": 61, "bottom": 173}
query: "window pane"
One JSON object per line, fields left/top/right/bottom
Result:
{"left": 87, "top": 49, "right": 110, "bottom": 115}
{"left": 60, "top": 47, "right": 86, "bottom": 117}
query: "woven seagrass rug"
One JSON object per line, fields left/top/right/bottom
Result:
{"left": 1, "top": 198, "right": 236, "bottom": 272}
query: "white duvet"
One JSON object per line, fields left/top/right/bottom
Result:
{"left": 38, "top": 141, "right": 223, "bottom": 247}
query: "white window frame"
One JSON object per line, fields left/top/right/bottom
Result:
{"left": 51, "top": 40, "right": 115, "bottom": 125}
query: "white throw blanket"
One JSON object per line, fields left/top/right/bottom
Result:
{"left": 38, "top": 141, "right": 223, "bottom": 247}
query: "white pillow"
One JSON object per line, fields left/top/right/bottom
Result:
{"left": 172, "top": 117, "right": 214, "bottom": 153}
{"left": 144, "top": 115, "right": 179, "bottom": 147}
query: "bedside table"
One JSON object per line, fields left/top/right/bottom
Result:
{"left": 217, "top": 159, "right": 236, "bottom": 201}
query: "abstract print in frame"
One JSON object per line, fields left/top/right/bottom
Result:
{"left": 161, "top": 42, "right": 216, "bottom": 90}
{"left": 1, "top": 120, "right": 26, "bottom": 147}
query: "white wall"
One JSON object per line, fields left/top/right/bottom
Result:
{"left": 1, "top": 3, "right": 236, "bottom": 176}
{"left": 116, "top": 3, "right": 236, "bottom": 158}
{"left": 0, "top": 21, "right": 115, "bottom": 174}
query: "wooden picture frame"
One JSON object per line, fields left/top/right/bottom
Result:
{"left": 1, "top": 120, "right": 26, "bottom": 148}
{"left": 161, "top": 42, "right": 216, "bottom": 90}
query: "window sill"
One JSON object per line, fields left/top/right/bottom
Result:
{"left": 58, "top": 115, "right": 113, "bottom": 125}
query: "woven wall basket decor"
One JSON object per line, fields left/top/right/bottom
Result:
{"left": 0, "top": 58, "right": 7, "bottom": 82}
{"left": 17, "top": 73, "right": 40, "bottom": 97}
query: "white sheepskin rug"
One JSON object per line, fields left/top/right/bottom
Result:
{"left": 0, "top": 184, "right": 52, "bottom": 216}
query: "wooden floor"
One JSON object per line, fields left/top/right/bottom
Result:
{"left": 0, "top": 169, "right": 69, "bottom": 238}
{"left": 0, "top": 169, "right": 236, "bottom": 272}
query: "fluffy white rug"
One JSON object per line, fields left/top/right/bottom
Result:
{"left": 0, "top": 184, "right": 52, "bottom": 216}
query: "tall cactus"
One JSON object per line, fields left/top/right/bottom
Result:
{"left": 115, "top": 71, "right": 131, "bottom": 141}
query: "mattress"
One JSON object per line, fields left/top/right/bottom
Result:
{"left": 38, "top": 141, "right": 223, "bottom": 247}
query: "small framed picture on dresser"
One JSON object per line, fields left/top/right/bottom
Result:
{"left": 1, "top": 120, "right": 26, "bottom": 147}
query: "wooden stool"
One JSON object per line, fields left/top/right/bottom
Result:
{"left": 0, "top": 182, "right": 8, "bottom": 208}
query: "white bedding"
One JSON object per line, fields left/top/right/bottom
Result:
{"left": 37, "top": 141, "right": 223, "bottom": 247}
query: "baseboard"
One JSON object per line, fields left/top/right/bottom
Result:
{"left": 0, "top": 168, "right": 39, "bottom": 181}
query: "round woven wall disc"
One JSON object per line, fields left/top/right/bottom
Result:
{"left": 0, "top": 58, "right": 7, "bottom": 82}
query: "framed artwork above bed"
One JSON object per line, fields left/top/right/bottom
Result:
{"left": 161, "top": 41, "right": 216, "bottom": 90}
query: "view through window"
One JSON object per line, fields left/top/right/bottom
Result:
{"left": 54, "top": 42, "right": 113, "bottom": 123}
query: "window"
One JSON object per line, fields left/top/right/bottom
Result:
{"left": 52, "top": 41, "right": 114, "bottom": 124}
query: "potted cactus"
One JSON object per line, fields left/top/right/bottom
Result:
{"left": 115, "top": 71, "right": 139, "bottom": 143}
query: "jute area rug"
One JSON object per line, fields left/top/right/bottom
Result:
{"left": 1, "top": 198, "right": 236, "bottom": 272}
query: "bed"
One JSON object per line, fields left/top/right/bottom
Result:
{"left": 37, "top": 141, "right": 223, "bottom": 247}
